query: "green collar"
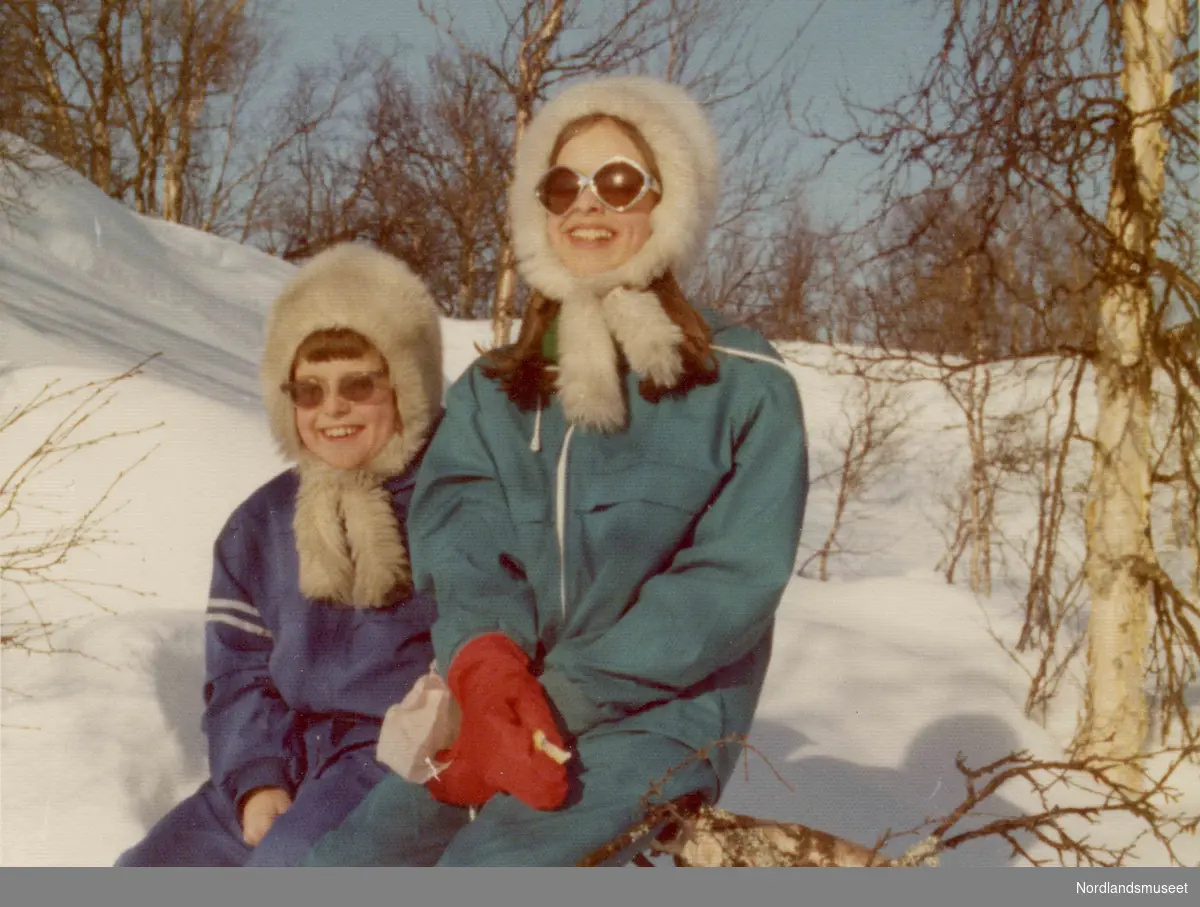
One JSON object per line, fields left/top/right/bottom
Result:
{"left": 541, "top": 314, "right": 559, "bottom": 362}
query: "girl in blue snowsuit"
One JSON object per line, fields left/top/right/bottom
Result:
{"left": 306, "top": 76, "right": 809, "bottom": 867}
{"left": 115, "top": 243, "right": 445, "bottom": 866}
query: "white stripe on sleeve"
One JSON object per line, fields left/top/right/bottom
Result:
{"left": 207, "top": 612, "right": 274, "bottom": 639}
{"left": 207, "top": 597, "right": 264, "bottom": 621}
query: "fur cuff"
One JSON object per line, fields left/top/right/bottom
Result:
{"left": 601, "top": 287, "right": 683, "bottom": 389}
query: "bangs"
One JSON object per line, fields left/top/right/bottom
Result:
{"left": 292, "top": 328, "right": 382, "bottom": 373}
{"left": 549, "top": 114, "right": 662, "bottom": 184}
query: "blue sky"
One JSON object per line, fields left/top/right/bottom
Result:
{"left": 279, "top": 0, "right": 948, "bottom": 228}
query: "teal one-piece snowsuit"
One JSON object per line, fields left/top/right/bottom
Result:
{"left": 305, "top": 314, "right": 808, "bottom": 866}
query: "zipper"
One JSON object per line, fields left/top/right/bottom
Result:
{"left": 544, "top": 346, "right": 782, "bottom": 629}
{"left": 529, "top": 398, "right": 543, "bottom": 452}
{"left": 554, "top": 424, "right": 576, "bottom": 621}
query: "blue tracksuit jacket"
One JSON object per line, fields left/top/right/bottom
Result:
{"left": 115, "top": 465, "right": 436, "bottom": 866}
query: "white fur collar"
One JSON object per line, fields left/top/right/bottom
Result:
{"left": 554, "top": 286, "right": 684, "bottom": 431}
{"left": 293, "top": 460, "right": 410, "bottom": 608}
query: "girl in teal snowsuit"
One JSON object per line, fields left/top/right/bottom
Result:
{"left": 307, "top": 74, "right": 809, "bottom": 867}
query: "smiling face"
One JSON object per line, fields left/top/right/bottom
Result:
{"left": 545, "top": 118, "right": 658, "bottom": 278}
{"left": 292, "top": 352, "right": 398, "bottom": 471}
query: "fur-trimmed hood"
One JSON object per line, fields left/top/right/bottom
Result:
{"left": 507, "top": 76, "right": 721, "bottom": 433}
{"left": 509, "top": 75, "right": 720, "bottom": 302}
{"left": 259, "top": 243, "right": 444, "bottom": 608}
{"left": 261, "top": 242, "right": 444, "bottom": 477}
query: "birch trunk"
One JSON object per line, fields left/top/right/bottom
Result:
{"left": 28, "top": 18, "right": 80, "bottom": 171}
{"left": 162, "top": 0, "right": 198, "bottom": 224}
{"left": 491, "top": 0, "right": 565, "bottom": 348}
{"left": 491, "top": 92, "right": 530, "bottom": 348}
{"left": 966, "top": 363, "right": 992, "bottom": 597}
{"left": 136, "top": 0, "right": 161, "bottom": 215}
{"left": 89, "top": 0, "right": 119, "bottom": 195}
{"left": 492, "top": 218, "right": 518, "bottom": 347}
{"left": 1080, "top": 0, "right": 1183, "bottom": 785}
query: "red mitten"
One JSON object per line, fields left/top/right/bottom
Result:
{"left": 427, "top": 634, "right": 569, "bottom": 811}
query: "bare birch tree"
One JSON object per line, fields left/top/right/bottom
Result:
{"left": 0, "top": 0, "right": 269, "bottom": 223}
{"left": 417, "top": 0, "right": 814, "bottom": 343}
{"left": 817, "top": 0, "right": 1198, "bottom": 783}
{"left": 403, "top": 50, "right": 512, "bottom": 317}
{"left": 1078, "top": 0, "right": 1191, "bottom": 782}
{"left": 233, "top": 40, "right": 376, "bottom": 252}
{"left": 799, "top": 365, "right": 910, "bottom": 581}
{"left": 418, "top": 0, "right": 677, "bottom": 344}
{"left": 741, "top": 198, "right": 823, "bottom": 340}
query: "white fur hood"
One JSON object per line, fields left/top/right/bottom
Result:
{"left": 509, "top": 75, "right": 721, "bottom": 302}
{"left": 260, "top": 242, "right": 444, "bottom": 477}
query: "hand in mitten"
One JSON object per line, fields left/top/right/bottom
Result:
{"left": 426, "top": 634, "right": 570, "bottom": 811}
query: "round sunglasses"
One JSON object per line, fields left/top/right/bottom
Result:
{"left": 280, "top": 370, "right": 390, "bottom": 409}
{"left": 534, "top": 156, "right": 661, "bottom": 216}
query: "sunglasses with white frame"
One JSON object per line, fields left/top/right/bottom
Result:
{"left": 535, "top": 155, "right": 662, "bottom": 216}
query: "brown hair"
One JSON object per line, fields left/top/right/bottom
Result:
{"left": 482, "top": 115, "right": 717, "bottom": 409}
{"left": 291, "top": 328, "right": 387, "bottom": 380}
{"left": 549, "top": 114, "right": 663, "bottom": 185}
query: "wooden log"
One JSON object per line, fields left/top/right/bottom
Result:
{"left": 578, "top": 796, "right": 941, "bottom": 867}
{"left": 652, "top": 804, "right": 941, "bottom": 867}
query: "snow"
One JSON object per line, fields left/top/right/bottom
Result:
{"left": 2, "top": 162, "right": 1196, "bottom": 868}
